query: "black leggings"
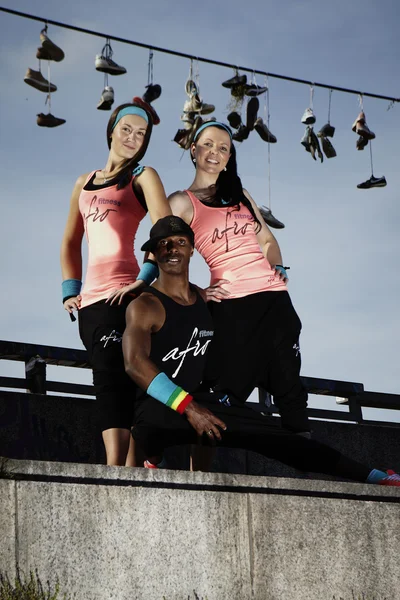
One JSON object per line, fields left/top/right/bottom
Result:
{"left": 132, "top": 394, "right": 371, "bottom": 482}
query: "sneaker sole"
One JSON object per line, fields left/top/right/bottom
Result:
{"left": 95, "top": 65, "right": 126, "bottom": 75}
{"left": 24, "top": 77, "right": 57, "bottom": 93}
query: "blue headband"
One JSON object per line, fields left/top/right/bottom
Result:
{"left": 112, "top": 106, "right": 149, "bottom": 129}
{"left": 193, "top": 121, "right": 232, "bottom": 141}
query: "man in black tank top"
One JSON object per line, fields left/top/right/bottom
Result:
{"left": 122, "top": 216, "right": 400, "bottom": 487}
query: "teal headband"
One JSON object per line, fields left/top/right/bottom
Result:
{"left": 193, "top": 121, "right": 232, "bottom": 142}
{"left": 112, "top": 106, "right": 149, "bottom": 130}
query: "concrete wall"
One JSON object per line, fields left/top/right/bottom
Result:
{"left": 1, "top": 390, "right": 400, "bottom": 478}
{"left": 1, "top": 459, "right": 400, "bottom": 600}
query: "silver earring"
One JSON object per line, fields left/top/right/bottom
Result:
{"left": 193, "top": 157, "right": 196, "bottom": 163}
{"left": 224, "top": 167, "right": 227, "bottom": 171}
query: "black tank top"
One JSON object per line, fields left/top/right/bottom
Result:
{"left": 141, "top": 286, "right": 214, "bottom": 394}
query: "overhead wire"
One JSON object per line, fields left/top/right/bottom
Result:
{"left": 1, "top": 6, "right": 399, "bottom": 105}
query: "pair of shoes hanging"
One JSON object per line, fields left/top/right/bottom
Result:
{"left": 353, "top": 99, "right": 386, "bottom": 189}
{"left": 229, "top": 97, "right": 277, "bottom": 143}
{"left": 300, "top": 125, "right": 324, "bottom": 162}
{"left": 174, "top": 72, "right": 214, "bottom": 149}
{"left": 301, "top": 95, "right": 337, "bottom": 160}
{"left": 316, "top": 122, "right": 336, "bottom": 158}
{"left": 96, "top": 40, "right": 127, "bottom": 110}
{"left": 24, "top": 27, "right": 66, "bottom": 128}
{"left": 352, "top": 110, "right": 375, "bottom": 150}
{"left": 180, "top": 78, "right": 215, "bottom": 128}
{"left": 222, "top": 71, "right": 267, "bottom": 97}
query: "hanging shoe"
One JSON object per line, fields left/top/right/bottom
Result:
{"left": 183, "top": 95, "right": 203, "bottom": 113}
{"left": 356, "top": 121, "right": 375, "bottom": 140}
{"left": 36, "top": 47, "right": 53, "bottom": 61}
{"left": 95, "top": 54, "right": 127, "bottom": 75}
{"left": 227, "top": 112, "right": 242, "bottom": 130}
{"left": 181, "top": 110, "right": 196, "bottom": 129}
{"left": 308, "top": 128, "right": 323, "bottom": 162}
{"left": 301, "top": 107, "right": 316, "bottom": 124}
{"left": 37, "top": 112, "right": 66, "bottom": 127}
{"left": 232, "top": 124, "right": 250, "bottom": 142}
{"left": 258, "top": 206, "right": 285, "bottom": 229}
{"left": 254, "top": 118, "right": 277, "bottom": 143}
{"left": 173, "top": 128, "right": 190, "bottom": 149}
{"left": 351, "top": 111, "right": 365, "bottom": 132}
{"left": 301, "top": 126, "right": 311, "bottom": 151}
{"left": 143, "top": 83, "right": 161, "bottom": 104}
{"left": 357, "top": 175, "right": 387, "bottom": 189}
{"left": 199, "top": 102, "right": 215, "bottom": 115}
{"left": 185, "top": 79, "right": 199, "bottom": 96}
{"left": 24, "top": 68, "right": 57, "bottom": 93}
{"left": 132, "top": 96, "right": 160, "bottom": 125}
{"left": 317, "top": 123, "right": 335, "bottom": 138}
{"left": 246, "top": 97, "right": 259, "bottom": 131}
{"left": 244, "top": 84, "right": 268, "bottom": 97}
{"left": 186, "top": 116, "right": 206, "bottom": 148}
{"left": 356, "top": 136, "right": 369, "bottom": 151}
{"left": 39, "top": 30, "right": 65, "bottom": 62}
{"left": 97, "top": 86, "right": 114, "bottom": 110}
{"left": 222, "top": 73, "right": 247, "bottom": 88}
{"left": 320, "top": 136, "right": 336, "bottom": 159}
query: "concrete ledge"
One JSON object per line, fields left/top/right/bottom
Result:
{"left": 1, "top": 460, "right": 400, "bottom": 600}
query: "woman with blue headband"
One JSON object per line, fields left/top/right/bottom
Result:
{"left": 169, "top": 121, "right": 310, "bottom": 441}
{"left": 60, "top": 101, "right": 171, "bottom": 466}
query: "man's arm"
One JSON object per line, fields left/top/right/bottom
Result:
{"left": 122, "top": 295, "right": 227, "bottom": 439}
{"left": 122, "top": 293, "right": 163, "bottom": 390}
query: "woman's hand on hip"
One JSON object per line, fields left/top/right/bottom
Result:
{"left": 204, "top": 279, "right": 231, "bottom": 303}
{"left": 106, "top": 281, "right": 146, "bottom": 305}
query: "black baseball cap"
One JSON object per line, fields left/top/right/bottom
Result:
{"left": 141, "top": 216, "right": 195, "bottom": 252}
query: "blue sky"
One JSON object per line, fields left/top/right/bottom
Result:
{"left": 0, "top": 0, "right": 399, "bottom": 418}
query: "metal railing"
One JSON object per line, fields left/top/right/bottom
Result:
{"left": 1, "top": 339, "right": 399, "bottom": 425}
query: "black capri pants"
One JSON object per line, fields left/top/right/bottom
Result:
{"left": 78, "top": 298, "right": 137, "bottom": 432}
{"left": 204, "top": 291, "right": 309, "bottom": 433}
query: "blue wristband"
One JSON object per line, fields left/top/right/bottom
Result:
{"left": 62, "top": 279, "right": 82, "bottom": 304}
{"left": 137, "top": 261, "right": 159, "bottom": 285}
{"left": 275, "top": 265, "right": 289, "bottom": 279}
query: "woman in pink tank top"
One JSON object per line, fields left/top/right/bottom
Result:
{"left": 60, "top": 100, "right": 171, "bottom": 467}
{"left": 169, "top": 121, "right": 310, "bottom": 436}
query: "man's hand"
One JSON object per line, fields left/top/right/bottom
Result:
{"left": 184, "top": 400, "right": 227, "bottom": 441}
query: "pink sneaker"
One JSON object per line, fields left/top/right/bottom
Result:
{"left": 378, "top": 471, "right": 400, "bottom": 487}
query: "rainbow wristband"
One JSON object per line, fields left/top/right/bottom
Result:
{"left": 62, "top": 279, "right": 82, "bottom": 304}
{"left": 137, "top": 261, "right": 159, "bottom": 285}
{"left": 147, "top": 372, "right": 193, "bottom": 414}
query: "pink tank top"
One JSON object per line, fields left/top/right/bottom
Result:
{"left": 79, "top": 171, "right": 146, "bottom": 308}
{"left": 186, "top": 190, "right": 287, "bottom": 299}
